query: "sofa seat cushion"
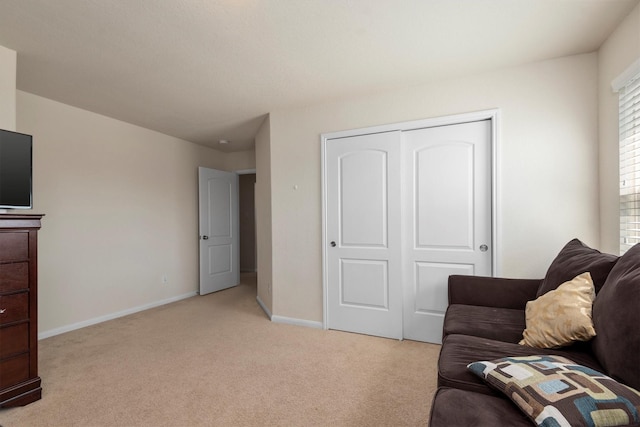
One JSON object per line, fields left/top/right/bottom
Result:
{"left": 429, "top": 387, "right": 532, "bottom": 427}
{"left": 443, "top": 304, "right": 525, "bottom": 343}
{"left": 438, "top": 334, "right": 604, "bottom": 396}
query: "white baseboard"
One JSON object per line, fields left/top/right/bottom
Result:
{"left": 253, "top": 296, "right": 323, "bottom": 330}
{"left": 38, "top": 291, "right": 198, "bottom": 340}
{"left": 256, "top": 295, "right": 272, "bottom": 319}
{"left": 271, "top": 315, "right": 323, "bottom": 329}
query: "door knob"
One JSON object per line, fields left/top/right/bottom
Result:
{"left": 201, "top": 235, "right": 209, "bottom": 240}
{"left": 330, "top": 241, "right": 336, "bottom": 247}
{"left": 479, "top": 244, "right": 488, "bottom": 252}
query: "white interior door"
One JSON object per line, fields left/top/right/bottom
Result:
{"left": 326, "top": 131, "right": 403, "bottom": 339}
{"left": 402, "top": 120, "right": 492, "bottom": 343}
{"left": 198, "top": 167, "right": 239, "bottom": 295}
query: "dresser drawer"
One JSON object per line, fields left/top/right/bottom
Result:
{"left": 0, "top": 262, "right": 29, "bottom": 293}
{"left": 0, "top": 353, "right": 29, "bottom": 389}
{"left": 0, "top": 323, "right": 29, "bottom": 359}
{"left": 0, "top": 232, "right": 29, "bottom": 262}
{"left": 0, "top": 293, "right": 28, "bottom": 325}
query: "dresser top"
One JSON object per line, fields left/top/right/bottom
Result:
{"left": 0, "top": 214, "right": 44, "bottom": 229}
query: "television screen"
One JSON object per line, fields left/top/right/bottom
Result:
{"left": 0, "top": 129, "right": 33, "bottom": 209}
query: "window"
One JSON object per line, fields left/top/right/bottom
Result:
{"left": 617, "top": 63, "right": 640, "bottom": 254}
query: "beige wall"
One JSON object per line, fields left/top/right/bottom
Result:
{"left": 6, "top": 6, "right": 633, "bottom": 332}
{"left": 255, "top": 116, "right": 273, "bottom": 315}
{"left": 16, "top": 90, "right": 239, "bottom": 335}
{"left": 0, "top": 45, "right": 16, "bottom": 130}
{"left": 266, "top": 53, "right": 600, "bottom": 322}
{"left": 225, "top": 149, "right": 257, "bottom": 172}
{"left": 598, "top": 2, "right": 640, "bottom": 254}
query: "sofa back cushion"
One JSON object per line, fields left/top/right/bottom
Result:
{"left": 591, "top": 243, "right": 640, "bottom": 391}
{"left": 536, "top": 239, "right": 618, "bottom": 297}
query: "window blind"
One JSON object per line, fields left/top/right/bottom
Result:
{"left": 619, "top": 69, "right": 640, "bottom": 254}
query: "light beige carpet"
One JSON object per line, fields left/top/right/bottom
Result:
{"left": 1, "top": 273, "right": 440, "bottom": 426}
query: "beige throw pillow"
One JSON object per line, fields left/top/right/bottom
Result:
{"left": 519, "top": 272, "right": 596, "bottom": 348}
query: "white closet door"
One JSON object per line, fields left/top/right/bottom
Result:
{"left": 325, "top": 131, "right": 403, "bottom": 339}
{"left": 402, "top": 120, "right": 492, "bottom": 343}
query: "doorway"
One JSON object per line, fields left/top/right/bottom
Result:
{"left": 197, "top": 168, "right": 257, "bottom": 295}
{"left": 239, "top": 173, "right": 257, "bottom": 273}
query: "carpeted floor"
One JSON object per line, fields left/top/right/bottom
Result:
{"left": 1, "top": 273, "right": 441, "bottom": 426}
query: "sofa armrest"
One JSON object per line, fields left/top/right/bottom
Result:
{"left": 448, "top": 275, "right": 542, "bottom": 309}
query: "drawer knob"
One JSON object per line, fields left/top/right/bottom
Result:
{"left": 0, "top": 308, "right": 5, "bottom": 314}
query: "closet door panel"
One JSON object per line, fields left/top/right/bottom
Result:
{"left": 326, "top": 131, "right": 403, "bottom": 340}
{"left": 403, "top": 120, "right": 492, "bottom": 344}
{"left": 415, "top": 144, "right": 474, "bottom": 249}
{"left": 340, "top": 150, "right": 387, "bottom": 247}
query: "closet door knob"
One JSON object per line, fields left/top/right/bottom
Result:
{"left": 330, "top": 241, "right": 336, "bottom": 247}
{"left": 479, "top": 244, "right": 488, "bottom": 252}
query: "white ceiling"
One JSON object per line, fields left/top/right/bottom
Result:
{"left": 0, "top": 0, "right": 637, "bottom": 152}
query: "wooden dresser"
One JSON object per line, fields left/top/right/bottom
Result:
{"left": 0, "top": 214, "right": 43, "bottom": 407}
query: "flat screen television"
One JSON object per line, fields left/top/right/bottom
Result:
{"left": 0, "top": 129, "right": 33, "bottom": 210}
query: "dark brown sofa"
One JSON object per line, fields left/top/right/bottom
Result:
{"left": 429, "top": 239, "right": 640, "bottom": 426}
